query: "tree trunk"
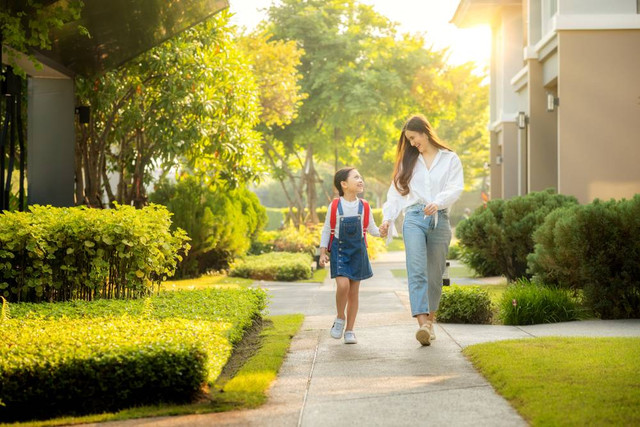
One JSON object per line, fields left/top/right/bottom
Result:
{"left": 304, "top": 144, "right": 318, "bottom": 224}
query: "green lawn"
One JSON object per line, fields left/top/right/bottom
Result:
{"left": 464, "top": 337, "right": 640, "bottom": 426}
{"left": 6, "top": 314, "right": 304, "bottom": 427}
{"left": 299, "top": 267, "right": 328, "bottom": 283}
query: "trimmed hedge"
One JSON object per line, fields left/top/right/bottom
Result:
{"left": 456, "top": 189, "right": 577, "bottom": 281}
{"left": 230, "top": 252, "right": 312, "bottom": 281}
{"left": 0, "top": 287, "right": 266, "bottom": 421}
{"left": 437, "top": 286, "right": 493, "bottom": 324}
{"left": 0, "top": 204, "right": 189, "bottom": 302}
{"left": 498, "top": 279, "right": 580, "bottom": 325}
{"left": 0, "top": 317, "right": 212, "bottom": 420}
{"left": 528, "top": 196, "right": 640, "bottom": 319}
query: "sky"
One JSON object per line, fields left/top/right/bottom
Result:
{"left": 227, "top": 0, "right": 491, "bottom": 69}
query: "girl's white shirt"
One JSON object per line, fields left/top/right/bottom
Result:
{"left": 382, "top": 149, "right": 464, "bottom": 237}
{"left": 319, "top": 197, "right": 380, "bottom": 249}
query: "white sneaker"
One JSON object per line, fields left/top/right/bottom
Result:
{"left": 330, "top": 318, "right": 345, "bottom": 339}
{"left": 430, "top": 323, "right": 436, "bottom": 340}
{"left": 416, "top": 323, "right": 431, "bottom": 346}
{"left": 344, "top": 330, "right": 357, "bottom": 344}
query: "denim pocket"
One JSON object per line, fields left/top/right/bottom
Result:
{"left": 342, "top": 221, "right": 359, "bottom": 238}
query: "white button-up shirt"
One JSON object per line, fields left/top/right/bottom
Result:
{"left": 382, "top": 149, "right": 464, "bottom": 222}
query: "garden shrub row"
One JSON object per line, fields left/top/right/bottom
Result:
{"left": 455, "top": 189, "right": 578, "bottom": 281}
{"left": 230, "top": 252, "right": 313, "bottom": 281}
{"left": 0, "top": 204, "right": 190, "bottom": 302}
{"left": 528, "top": 196, "right": 640, "bottom": 319}
{"left": 0, "top": 287, "right": 267, "bottom": 421}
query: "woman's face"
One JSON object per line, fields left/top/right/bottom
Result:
{"left": 343, "top": 169, "right": 365, "bottom": 194}
{"left": 405, "top": 130, "right": 429, "bottom": 153}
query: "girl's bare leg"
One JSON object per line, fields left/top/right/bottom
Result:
{"left": 345, "top": 280, "right": 361, "bottom": 331}
{"left": 335, "top": 276, "right": 350, "bottom": 319}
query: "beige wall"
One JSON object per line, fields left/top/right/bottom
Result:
{"left": 499, "top": 123, "right": 519, "bottom": 199}
{"left": 527, "top": 59, "right": 558, "bottom": 193}
{"left": 490, "top": 132, "right": 502, "bottom": 199}
{"left": 558, "top": 30, "right": 640, "bottom": 203}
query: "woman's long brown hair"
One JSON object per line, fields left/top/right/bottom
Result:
{"left": 392, "top": 114, "right": 452, "bottom": 196}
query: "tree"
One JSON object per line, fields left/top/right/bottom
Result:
{"left": 265, "top": 0, "right": 420, "bottom": 221}
{"left": 74, "top": 11, "right": 263, "bottom": 207}
{"left": 236, "top": 30, "right": 308, "bottom": 222}
{"left": 0, "top": 0, "right": 86, "bottom": 77}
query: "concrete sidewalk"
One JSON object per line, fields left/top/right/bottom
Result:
{"left": 93, "top": 252, "right": 640, "bottom": 427}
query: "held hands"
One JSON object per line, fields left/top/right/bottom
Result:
{"left": 379, "top": 220, "right": 391, "bottom": 238}
{"left": 423, "top": 203, "right": 438, "bottom": 216}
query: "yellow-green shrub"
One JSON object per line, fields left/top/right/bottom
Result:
{"left": 0, "top": 287, "right": 266, "bottom": 421}
{"left": 230, "top": 252, "right": 312, "bottom": 281}
{"left": 0, "top": 204, "right": 189, "bottom": 302}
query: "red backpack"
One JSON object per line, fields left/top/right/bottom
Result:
{"left": 328, "top": 198, "right": 370, "bottom": 251}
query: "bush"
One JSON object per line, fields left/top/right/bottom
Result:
{"left": 498, "top": 279, "right": 580, "bottom": 325}
{"left": 456, "top": 189, "right": 578, "bottom": 281}
{"left": 230, "top": 252, "right": 312, "bottom": 281}
{"left": 528, "top": 196, "right": 640, "bottom": 319}
{"left": 1, "top": 287, "right": 267, "bottom": 421}
{"left": 437, "top": 286, "right": 493, "bottom": 324}
{"left": 250, "top": 224, "right": 320, "bottom": 255}
{"left": 0, "top": 204, "right": 189, "bottom": 302}
{"left": 150, "top": 177, "right": 267, "bottom": 277}
{"left": 448, "top": 243, "right": 461, "bottom": 260}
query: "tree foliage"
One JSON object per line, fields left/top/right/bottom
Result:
{"left": 260, "top": 0, "right": 490, "bottom": 218}
{"left": 0, "top": 0, "right": 86, "bottom": 77}
{"left": 74, "top": 11, "right": 262, "bottom": 207}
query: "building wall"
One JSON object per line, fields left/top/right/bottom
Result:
{"left": 558, "top": 29, "right": 640, "bottom": 203}
{"left": 527, "top": 59, "right": 558, "bottom": 192}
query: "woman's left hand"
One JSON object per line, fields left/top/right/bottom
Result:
{"left": 423, "top": 203, "right": 439, "bottom": 216}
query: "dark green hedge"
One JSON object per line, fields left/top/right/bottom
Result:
{"left": 456, "top": 189, "right": 578, "bottom": 281}
{"left": 0, "top": 204, "right": 189, "bottom": 302}
{"left": 528, "top": 196, "right": 640, "bottom": 319}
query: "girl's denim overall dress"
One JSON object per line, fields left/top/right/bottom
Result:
{"left": 329, "top": 200, "right": 373, "bottom": 281}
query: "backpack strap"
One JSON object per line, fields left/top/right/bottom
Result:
{"left": 361, "top": 199, "right": 370, "bottom": 247}
{"left": 327, "top": 198, "right": 340, "bottom": 252}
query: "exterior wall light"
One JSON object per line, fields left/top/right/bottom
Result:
{"left": 517, "top": 111, "right": 528, "bottom": 129}
{"left": 547, "top": 93, "right": 559, "bottom": 112}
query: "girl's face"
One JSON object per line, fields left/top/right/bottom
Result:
{"left": 405, "top": 130, "right": 430, "bottom": 153}
{"left": 342, "top": 169, "right": 365, "bottom": 194}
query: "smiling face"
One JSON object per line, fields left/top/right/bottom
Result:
{"left": 404, "top": 130, "right": 430, "bottom": 153}
{"left": 341, "top": 169, "right": 365, "bottom": 195}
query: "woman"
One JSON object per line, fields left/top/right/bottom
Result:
{"left": 379, "top": 114, "right": 464, "bottom": 346}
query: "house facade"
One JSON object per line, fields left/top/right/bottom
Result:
{"left": 452, "top": 0, "right": 640, "bottom": 203}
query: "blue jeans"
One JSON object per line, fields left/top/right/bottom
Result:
{"left": 402, "top": 206, "right": 452, "bottom": 317}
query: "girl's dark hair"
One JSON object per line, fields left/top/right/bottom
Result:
{"left": 392, "top": 114, "right": 453, "bottom": 196}
{"left": 334, "top": 167, "right": 356, "bottom": 197}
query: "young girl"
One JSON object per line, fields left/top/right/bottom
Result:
{"left": 319, "top": 167, "right": 380, "bottom": 344}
